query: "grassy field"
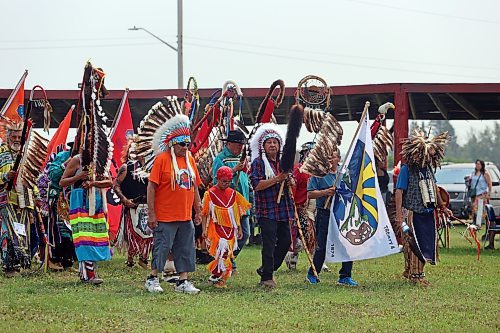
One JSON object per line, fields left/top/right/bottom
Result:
{"left": 0, "top": 225, "right": 498, "bottom": 333}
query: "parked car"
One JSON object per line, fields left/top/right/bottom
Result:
{"left": 435, "top": 162, "right": 500, "bottom": 217}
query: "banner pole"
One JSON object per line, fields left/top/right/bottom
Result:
{"left": 324, "top": 101, "right": 371, "bottom": 209}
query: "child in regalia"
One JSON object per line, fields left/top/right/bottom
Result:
{"left": 201, "top": 166, "right": 251, "bottom": 288}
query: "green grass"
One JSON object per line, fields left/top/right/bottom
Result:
{"left": 0, "top": 226, "right": 499, "bottom": 333}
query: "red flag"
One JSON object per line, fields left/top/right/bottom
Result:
{"left": 43, "top": 105, "right": 74, "bottom": 168}
{"left": 107, "top": 90, "right": 134, "bottom": 239}
{"left": 1, "top": 70, "right": 28, "bottom": 121}
{"left": 110, "top": 89, "right": 134, "bottom": 169}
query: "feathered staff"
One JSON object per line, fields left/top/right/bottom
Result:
{"left": 220, "top": 80, "right": 244, "bottom": 137}
{"left": 277, "top": 103, "right": 320, "bottom": 279}
{"left": 256, "top": 79, "right": 285, "bottom": 124}
{"left": 74, "top": 62, "right": 114, "bottom": 215}
{"left": 371, "top": 102, "right": 395, "bottom": 163}
{"left": 247, "top": 79, "right": 285, "bottom": 144}
{"left": 277, "top": 104, "right": 304, "bottom": 204}
{"left": 182, "top": 76, "right": 200, "bottom": 123}
{"left": 191, "top": 81, "right": 245, "bottom": 186}
{"left": 300, "top": 112, "right": 343, "bottom": 177}
{"left": 190, "top": 89, "right": 223, "bottom": 154}
{"left": 19, "top": 131, "right": 49, "bottom": 189}
{"left": 7, "top": 85, "right": 51, "bottom": 191}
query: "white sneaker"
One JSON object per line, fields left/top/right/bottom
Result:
{"left": 174, "top": 280, "right": 200, "bottom": 294}
{"left": 144, "top": 277, "right": 164, "bottom": 293}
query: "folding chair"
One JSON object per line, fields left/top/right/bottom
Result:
{"left": 483, "top": 204, "right": 500, "bottom": 248}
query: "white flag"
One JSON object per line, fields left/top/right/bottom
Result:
{"left": 326, "top": 112, "right": 400, "bottom": 263}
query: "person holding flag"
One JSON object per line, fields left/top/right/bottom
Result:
{"left": 305, "top": 150, "right": 358, "bottom": 286}
{"left": 302, "top": 102, "right": 400, "bottom": 285}
{"left": 0, "top": 121, "right": 31, "bottom": 276}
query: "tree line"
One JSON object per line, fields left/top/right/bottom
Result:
{"left": 387, "top": 120, "right": 500, "bottom": 168}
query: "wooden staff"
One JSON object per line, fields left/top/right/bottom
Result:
{"left": 289, "top": 184, "right": 319, "bottom": 279}
{"left": 35, "top": 207, "right": 50, "bottom": 273}
{"left": 277, "top": 181, "right": 285, "bottom": 204}
{"left": 323, "top": 101, "right": 371, "bottom": 209}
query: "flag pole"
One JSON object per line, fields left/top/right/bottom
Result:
{"left": 109, "top": 88, "right": 129, "bottom": 138}
{"left": 0, "top": 70, "right": 28, "bottom": 117}
{"left": 324, "top": 101, "right": 371, "bottom": 209}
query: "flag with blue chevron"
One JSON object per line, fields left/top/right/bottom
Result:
{"left": 326, "top": 112, "right": 399, "bottom": 263}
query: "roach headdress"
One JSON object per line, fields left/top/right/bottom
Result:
{"left": 401, "top": 129, "right": 450, "bottom": 169}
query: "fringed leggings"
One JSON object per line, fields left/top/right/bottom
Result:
{"left": 403, "top": 212, "right": 425, "bottom": 279}
{"left": 403, "top": 241, "right": 425, "bottom": 279}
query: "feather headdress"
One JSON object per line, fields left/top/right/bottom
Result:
{"left": 249, "top": 123, "right": 285, "bottom": 179}
{"left": 401, "top": 129, "right": 450, "bottom": 169}
{"left": 153, "top": 113, "right": 196, "bottom": 189}
{"left": 152, "top": 114, "right": 191, "bottom": 155}
{"left": 132, "top": 96, "right": 184, "bottom": 177}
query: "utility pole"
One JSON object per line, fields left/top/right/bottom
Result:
{"left": 177, "top": 0, "right": 183, "bottom": 89}
{"left": 129, "top": 0, "right": 184, "bottom": 88}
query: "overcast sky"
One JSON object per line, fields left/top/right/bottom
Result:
{"left": 3, "top": 0, "right": 500, "bottom": 145}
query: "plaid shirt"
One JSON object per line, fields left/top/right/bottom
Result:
{"left": 250, "top": 157, "right": 294, "bottom": 222}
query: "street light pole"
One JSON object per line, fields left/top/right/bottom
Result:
{"left": 177, "top": 0, "right": 183, "bottom": 89}
{"left": 129, "top": 1, "right": 184, "bottom": 88}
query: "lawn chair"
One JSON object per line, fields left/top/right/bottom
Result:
{"left": 483, "top": 204, "right": 500, "bottom": 249}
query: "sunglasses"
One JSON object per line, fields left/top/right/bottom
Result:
{"left": 178, "top": 142, "right": 191, "bottom": 148}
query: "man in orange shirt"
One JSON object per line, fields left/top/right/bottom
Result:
{"left": 144, "top": 114, "right": 202, "bottom": 294}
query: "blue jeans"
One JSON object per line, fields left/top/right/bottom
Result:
{"left": 308, "top": 208, "right": 353, "bottom": 279}
{"left": 233, "top": 215, "right": 249, "bottom": 257}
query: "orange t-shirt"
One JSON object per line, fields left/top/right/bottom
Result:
{"left": 149, "top": 151, "right": 201, "bottom": 222}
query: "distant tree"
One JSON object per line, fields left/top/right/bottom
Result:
{"left": 429, "top": 120, "right": 459, "bottom": 156}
